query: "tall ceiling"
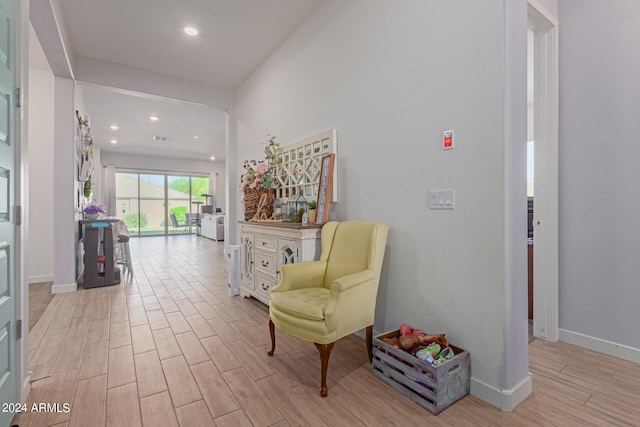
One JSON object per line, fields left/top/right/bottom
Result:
{"left": 58, "top": 0, "right": 325, "bottom": 89}
{"left": 35, "top": 0, "right": 325, "bottom": 162}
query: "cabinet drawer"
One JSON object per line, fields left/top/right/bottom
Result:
{"left": 255, "top": 272, "right": 277, "bottom": 294}
{"left": 255, "top": 250, "right": 277, "bottom": 276}
{"left": 254, "top": 234, "right": 277, "bottom": 252}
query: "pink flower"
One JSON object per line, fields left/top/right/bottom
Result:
{"left": 255, "top": 177, "right": 261, "bottom": 183}
{"left": 250, "top": 182, "right": 257, "bottom": 189}
{"left": 242, "top": 174, "right": 249, "bottom": 182}
{"left": 256, "top": 162, "right": 268, "bottom": 174}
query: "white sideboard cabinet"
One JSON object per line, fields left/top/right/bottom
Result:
{"left": 238, "top": 222, "right": 322, "bottom": 305}
{"left": 201, "top": 214, "right": 224, "bottom": 240}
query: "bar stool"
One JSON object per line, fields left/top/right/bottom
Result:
{"left": 117, "top": 234, "right": 133, "bottom": 277}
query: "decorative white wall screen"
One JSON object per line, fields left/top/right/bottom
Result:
{"left": 273, "top": 129, "right": 337, "bottom": 202}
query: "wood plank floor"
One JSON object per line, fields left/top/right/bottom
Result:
{"left": 15, "top": 235, "right": 640, "bottom": 426}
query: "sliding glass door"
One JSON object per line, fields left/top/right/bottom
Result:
{"left": 167, "top": 175, "right": 194, "bottom": 234}
{"left": 139, "top": 174, "right": 166, "bottom": 236}
{"left": 116, "top": 171, "right": 210, "bottom": 236}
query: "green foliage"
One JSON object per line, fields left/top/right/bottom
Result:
{"left": 307, "top": 200, "right": 317, "bottom": 209}
{"left": 167, "top": 177, "right": 210, "bottom": 201}
{"left": 83, "top": 180, "right": 92, "bottom": 197}
{"left": 169, "top": 206, "right": 188, "bottom": 223}
{"left": 241, "top": 134, "right": 281, "bottom": 191}
{"left": 123, "top": 213, "right": 148, "bottom": 229}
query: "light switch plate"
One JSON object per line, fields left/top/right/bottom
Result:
{"left": 430, "top": 189, "right": 455, "bottom": 210}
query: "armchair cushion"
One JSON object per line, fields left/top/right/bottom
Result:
{"left": 270, "top": 287, "right": 330, "bottom": 321}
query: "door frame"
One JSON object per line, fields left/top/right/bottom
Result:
{"left": 528, "top": 0, "right": 559, "bottom": 342}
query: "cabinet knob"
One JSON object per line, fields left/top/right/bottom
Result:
{"left": 261, "top": 260, "right": 269, "bottom": 267}
{"left": 262, "top": 283, "right": 269, "bottom": 291}
{"left": 262, "top": 241, "right": 267, "bottom": 246}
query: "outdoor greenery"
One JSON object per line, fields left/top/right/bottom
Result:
{"left": 168, "top": 177, "right": 210, "bottom": 201}
{"left": 123, "top": 213, "right": 148, "bottom": 230}
{"left": 169, "top": 206, "right": 188, "bottom": 223}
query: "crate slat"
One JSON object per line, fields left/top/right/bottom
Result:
{"left": 372, "top": 329, "right": 470, "bottom": 415}
{"left": 372, "top": 348, "right": 436, "bottom": 390}
{"left": 373, "top": 369, "right": 437, "bottom": 414}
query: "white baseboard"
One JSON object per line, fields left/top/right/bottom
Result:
{"left": 559, "top": 328, "right": 640, "bottom": 364}
{"left": 21, "top": 371, "right": 32, "bottom": 402}
{"left": 51, "top": 282, "right": 77, "bottom": 294}
{"left": 29, "top": 274, "right": 54, "bottom": 284}
{"left": 470, "top": 373, "right": 532, "bottom": 412}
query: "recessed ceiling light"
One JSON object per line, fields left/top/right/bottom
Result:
{"left": 149, "top": 116, "right": 159, "bottom": 122}
{"left": 210, "top": 156, "right": 215, "bottom": 160}
{"left": 193, "top": 136, "right": 199, "bottom": 139}
{"left": 110, "top": 139, "right": 118, "bottom": 144}
{"left": 110, "top": 125, "right": 119, "bottom": 130}
{"left": 184, "top": 27, "right": 199, "bottom": 36}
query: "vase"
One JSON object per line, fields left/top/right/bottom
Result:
{"left": 309, "top": 209, "right": 317, "bottom": 224}
{"left": 86, "top": 213, "right": 99, "bottom": 220}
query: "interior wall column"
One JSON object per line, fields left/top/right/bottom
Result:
{"left": 52, "top": 77, "right": 78, "bottom": 293}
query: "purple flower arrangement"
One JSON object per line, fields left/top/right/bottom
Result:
{"left": 83, "top": 204, "right": 106, "bottom": 214}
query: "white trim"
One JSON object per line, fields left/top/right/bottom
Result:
{"left": 29, "top": 274, "right": 54, "bottom": 284}
{"left": 528, "top": 0, "right": 559, "bottom": 343}
{"left": 52, "top": 282, "right": 77, "bottom": 294}
{"left": 501, "top": 374, "right": 533, "bottom": 412}
{"left": 470, "top": 374, "right": 532, "bottom": 412}
{"left": 17, "top": 0, "right": 31, "bottom": 412}
{"left": 527, "top": 0, "right": 558, "bottom": 27}
{"left": 21, "top": 371, "right": 32, "bottom": 402}
{"left": 559, "top": 329, "right": 640, "bottom": 365}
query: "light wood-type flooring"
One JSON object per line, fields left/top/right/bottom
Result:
{"left": 14, "top": 235, "right": 640, "bottom": 426}
{"left": 28, "top": 281, "right": 54, "bottom": 330}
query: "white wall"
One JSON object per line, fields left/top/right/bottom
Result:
{"left": 27, "top": 28, "right": 54, "bottom": 283}
{"left": 559, "top": 1, "right": 640, "bottom": 351}
{"left": 236, "top": 0, "right": 529, "bottom": 408}
{"left": 101, "top": 152, "right": 226, "bottom": 212}
{"left": 52, "top": 77, "right": 78, "bottom": 292}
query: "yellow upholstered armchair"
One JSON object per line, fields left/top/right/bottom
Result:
{"left": 268, "top": 221, "right": 389, "bottom": 397}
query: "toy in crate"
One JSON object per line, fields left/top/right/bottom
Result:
{"left": 372, "top": 324, "right": 470, "bottom": 415}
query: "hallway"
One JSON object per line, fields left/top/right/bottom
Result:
{"left": 15, "top": 236, "right": 640, "bottom": 426}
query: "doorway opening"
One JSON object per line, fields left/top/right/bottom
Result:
{"left": 528, "top": 1, "right": 559, "bottom": 342}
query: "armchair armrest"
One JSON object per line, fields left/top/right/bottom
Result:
{"left": 324, "top": 270, "right": 375, "bottom": 331}
{"left": 330, "top": 269, "right": 374, "bottom": 293}
{"left": 271, "top": 261, "right": 327, "bottom": 293}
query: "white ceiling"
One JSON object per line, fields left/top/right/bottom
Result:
{"left": 59, "top": 0, "right": 325, "bottom": 89}
{"left": 78, "top": 84, "right": 226, "bottom": 161}
{"left": 37, "top": 0, "right": 325, "bottom": 162}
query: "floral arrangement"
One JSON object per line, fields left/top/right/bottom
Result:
{"left": 240, "top": 135, "right": 280, "bottom": 190}
{"left": 76, "top": 111, "right": 93, "bottom": 146}
{"left": 83, "top": 204, "right": 106, "bottom": 214}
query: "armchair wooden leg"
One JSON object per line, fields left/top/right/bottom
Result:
{"left": 314, "top": 342, "right": 335, "bottom": 397}
{"left": 366, "top": 325, "right": 373, "bottom": 363}
{"left": 267, "top": 319, "right": 276, "bottom": 356}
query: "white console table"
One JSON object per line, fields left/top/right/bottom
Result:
{"left": 238, "top": 221, "right": 322, "bottom": 305}
{"left": 201, "top": 214, "right": 224, "bottom": 241}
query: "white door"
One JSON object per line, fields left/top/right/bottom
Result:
{"left": 528, "top": 1, "right": 559, "bottom": 341}
{"left": 0, "top": 0, "right": 18, "bottom": 423}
